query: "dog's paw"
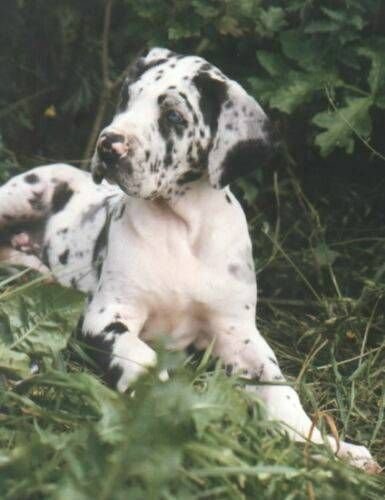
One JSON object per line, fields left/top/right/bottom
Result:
{"left": 337, "top": 442, "right": 381, "bottom": 474}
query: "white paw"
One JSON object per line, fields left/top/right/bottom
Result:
{"left": 112, "top": 334, "right": 157, "bottom": 393}
{"left": 337, "top": 442, "right": 381, "bottom": 474}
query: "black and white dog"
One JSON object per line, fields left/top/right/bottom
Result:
{"left": 0, "top": 48, "right": 379, "bottom": 472}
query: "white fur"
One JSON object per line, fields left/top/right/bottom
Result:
{"left": 0, "top": 48, "right": 379, "bottom": 473}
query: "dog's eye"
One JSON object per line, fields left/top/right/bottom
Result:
{"left": 165, "top": 110, "right": 185, "bottom": 125}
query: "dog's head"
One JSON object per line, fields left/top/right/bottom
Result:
{"left": 91, "top": 47, "right": 275, "bottom": 199}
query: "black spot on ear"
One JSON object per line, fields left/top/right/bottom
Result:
{"left": 52, "top": 183, "right": 74, "bottom": 213}
{"left": 193, "top": 72, "right": 228, "bottom": 134}
{"left": 24, "top": 173, "right": 39, "bottom": 184}
{"left": 218, "top": 138, "right": 271, "bottom": 187}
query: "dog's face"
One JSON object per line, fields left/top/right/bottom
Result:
{"left": 91, "top": 48, "right": 274, "bottom": 199}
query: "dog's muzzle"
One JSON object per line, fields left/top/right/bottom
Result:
{"left": 92, "top": 131, "right": 136, "bottom": 184}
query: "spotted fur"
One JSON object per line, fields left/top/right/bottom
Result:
{"left": 0, "top": 48, "right": 378, "bottom": 473}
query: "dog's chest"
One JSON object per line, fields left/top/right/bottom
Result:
{"left": 97, "top": 192, "right": 256, "bottom": 347}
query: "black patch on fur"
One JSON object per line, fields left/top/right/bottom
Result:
{"left": 117, "top": 80, "right": 130, "bottom": 112}
{"left": 268, "top": 356, "right": 278, "bottom": 366}
{"left": 41, "top": 242, "right": 50, "bottom": 268}
{"left": 193, "top": 72, "right": 228, "bottom": 134}
{"left": 164, "top": 140, "right": 173, "bottom": 167}
{"left": 118, "top": 55, "right": 170, "bottom": 111}
{"left": 225, "top": 193, "right": 232, "bottom": 204}
{"left": 81, "top": 331, "right": 116, "bottom": 379}
{"left": 92, "top": 212, "right": 111, "bottom": 264}
{"left": 114, "top": 203, "right": 126, "bottom": 221}
{"left": 135, "top": 58, "right": 168, "bottom": 79}
{"left": 24, "top": 173, "right": 39, "bottom": 184}
{"left": 177, "top": 170, "right": 203, "bottom": 185}
{"left": 29, "top": 191, "right": 44, "bottom": 211}
{"left": 178, "top": 92, "right": 194, "bottom": 114}
{"left": 103, "top": 322, "right": 128, "bottom": 334}
{"left": 52, "top": 183, "right": 74, "bottom": 213}
{"left": 59, "top": 249, "right": 69, "bottom": 265}
{"left": 218, "top": 139, "right": 271, "bottom": 187}
{"left": 70, "top": 277, "right": 77, "bottom": 289}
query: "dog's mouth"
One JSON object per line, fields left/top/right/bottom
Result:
{"left": 91, "top": 156, "right": 133, "bottom": 186}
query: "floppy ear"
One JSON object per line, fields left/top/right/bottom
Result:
{"left": 203, "top": 78, "right": 275, "bottom": 188}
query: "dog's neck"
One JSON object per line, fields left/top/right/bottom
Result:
{"left": 131, "top": 179, "right": 227, "bottom": 240}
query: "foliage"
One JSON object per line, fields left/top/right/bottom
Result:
{"left": 0, "top": 2, "right": 385, "bottom": 498}
{"left": 0, "top": 172, "right": 385, "bottom": 499}
{"left": 0, "top": 0, "right": 384, "bottom": 171}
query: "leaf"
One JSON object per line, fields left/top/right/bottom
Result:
{"left": 0, "top": 283, "right": 84, "bottom": 366}
{"left": 268, "top": 71, "right": 330, "bottom": 113}
{"left": 313, "top": 243, "right": 340, "bottom": 268}
{"left": 256, "top": 51, "right": 290, "bottom": 77}
{"left": 0, "top": 344, "right": 30, "bottom": 378}
{"left": 321, "top": 7, "right": 366, "bottom": 30}
{"left": 280, "top": 31, "right": 324, "bottom": 70}
{"left": 259, "top": 7, "right": 287, "bottom": 33}
{"left": 312, "top": 96, "right": 373, "bottom": 156}
{"left": 357, "top": 39, "right": 385, "bottom": 97}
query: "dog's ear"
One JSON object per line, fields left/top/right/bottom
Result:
{"left": 195, "top": 73, "right": 276, "bottom": 188}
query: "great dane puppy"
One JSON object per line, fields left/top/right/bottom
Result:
{"left": 0, "top": 48, "right": 379, "bottom": 472}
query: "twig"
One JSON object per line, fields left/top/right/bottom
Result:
{"left": 81, "top": 0, "right": 114, "bottom": 168}
{"left": 82, "top": 1, "right": 147, "bottom": 168}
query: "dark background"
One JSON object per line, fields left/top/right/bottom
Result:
{"left": 1, "top": 0, "right": 384, "bottom": 180}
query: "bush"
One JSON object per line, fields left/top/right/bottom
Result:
{"left": 0, "top": 0, "right": 384, "bottom": 174}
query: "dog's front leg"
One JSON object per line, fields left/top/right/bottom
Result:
{"left": 81, "top": 301, "right": 155, "bottom": 393}
{"left": 212, "top": 320, "right": 379, "bottom": 472}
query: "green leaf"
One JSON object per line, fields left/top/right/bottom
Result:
{"left": 357, "top": 38, "right": 385, "bottom": 97}
{"left": 312, "top": 96, "right": 373, "bottom": 156}
{"left": 280, "top": 31, "right": 325, "bottom": 71}
{"left": 272, "top": 71, "right": 340, "bottom": 114}
{"left": 0, "top": 344, "right": 30, "bottom": 378}
{"left": 313, "top": 243, "right": 340, "bottom": 268}
{"left": 321, "top": 7, "right": 365, "bottom": 30}
{"left": 0, "top": 283, "right": 83, "bottom": 366}
{"left": 256, "top": 51, "right": 290, "bottom": 77}
{"left": 259, "top": 7, "right": 287, "bottom": 33}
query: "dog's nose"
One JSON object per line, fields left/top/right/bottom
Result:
{"left": 97, "top": 132, "right": 127, "bottom": 167}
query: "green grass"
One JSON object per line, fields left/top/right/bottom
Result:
{"left": 0, "top": 170, "right": 384, "bottom": 499}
